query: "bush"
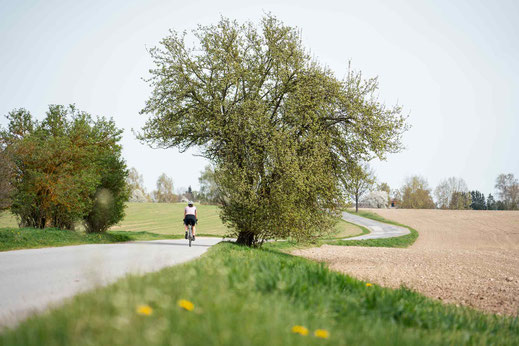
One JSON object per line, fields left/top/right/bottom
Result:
{"left": 0, "top": 105, "right": 129, "bottom": 231}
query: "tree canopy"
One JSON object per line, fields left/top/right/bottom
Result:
{"left": 0, "top": 105, "right": 129, "bottom": 231}
{"left": 139, "top": 15, "right": 408, "bottom": 245}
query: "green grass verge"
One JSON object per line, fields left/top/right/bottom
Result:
{"left": 1, "top": 243, "right": 517, "bottom": 345}
{"left": 327, "top": 210, "right": 419, "bottom": 248}
{"left": 0, "top": 228, "right": 224, "bottom": 252}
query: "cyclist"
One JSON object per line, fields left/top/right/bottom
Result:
{"left": 184, "top": 201, "right": 197, "bottom": 240}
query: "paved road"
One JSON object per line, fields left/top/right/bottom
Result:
{"left": 342, "top": 211, "right": 410, "bottom": 240}
{"left": 0, "top": 237, "right": 223, "bottom": 328}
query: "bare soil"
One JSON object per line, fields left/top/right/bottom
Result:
{"left": 293, "top": 209, "right": 519, "bottom": 315}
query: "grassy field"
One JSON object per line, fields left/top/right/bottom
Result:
{"left": 0, "top": 204, "right": 363, "bottom": 251}
{"left": 1, "top": 242, "right": 517, "bottom": 345}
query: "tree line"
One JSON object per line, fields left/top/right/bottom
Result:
{"left": 347, "top": 168, "right": 519, "bottom": 211}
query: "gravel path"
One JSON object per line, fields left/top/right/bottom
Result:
{"left": 294, "top": 209, "right": 519, "bottom": 316}
{"left": 341, "top": 211, "right": 409, "bottom": 240}
{"left": 0, "top": 237, "right": 223, "bottom": 328}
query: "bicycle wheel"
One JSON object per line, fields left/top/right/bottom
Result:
{"left": 188, "top": 225, "right": 192, "bottom": 247}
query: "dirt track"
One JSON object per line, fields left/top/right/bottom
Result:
{"left": 293, "top": 209, "right": 519, "bottom": 315}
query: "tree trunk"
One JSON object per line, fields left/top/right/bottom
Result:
{"left": 355, "top": 194, "right": 359, "bottom": 213}
{"left": 236, "top": 230, "right": 255, "bottom": 246}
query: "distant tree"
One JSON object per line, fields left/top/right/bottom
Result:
{"left": 153, "top": 173, "right": 176, "bottom": 203}
{"left": 495, "top": 173, "right": 519, "bottom": 210}
{"left": 486, "top": 194, "right": 496, "bottom": 210}
{"left": 400, "top": 176, "right": 435, "bottom": 209}
{"left": 434, "top": 177, "right": 468, "bottom": 209}
{"left": 377, "top": 182, "right": 391, "bottom": 205}
{"left": 343, "top": 164, "right": 375, "bottom": 212}
{"left": 127, "top": 167, "right": 150, "bottom": 202}
{"left": 198, "top": 165, "right": 220, "bottom": 204}
{"left": 496, "top": 200, "right": 506, "bottom": 211}
{"left": 0, "top": 105, "right": 129, "bottom": 231}
{"left": 449, "top": 191, "right": 471, "bottom": 210}
{"left": 360, "top": 191, "right": 388, "bottom": 208}
{"left": 470, "top": 191, "right": 486, "bottom": 210}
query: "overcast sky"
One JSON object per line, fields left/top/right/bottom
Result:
{"left": 1, "top": 0, "right": 517, "bottom": 196}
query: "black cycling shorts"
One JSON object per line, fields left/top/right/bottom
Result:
{"left": 184, "top": 214, "right": 196, "bottom": 226}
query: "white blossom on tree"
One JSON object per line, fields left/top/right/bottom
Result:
{"left": 359, "top": 191, "right": 389, "bottom": 208}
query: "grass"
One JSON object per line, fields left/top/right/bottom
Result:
{"left": 0, "top": 204, "right": 364, "bottom": 251}
{"left": 110, "top": 202, "right": 227, "bottom": 236}
{"left": 0, "top": 228, "right": 187, "bottom": 252}
{"left": 1, "top": 242, "right": 517, "bottom": 345}
{"left": 327, "top": 210, "right": 419, "bottom": 248}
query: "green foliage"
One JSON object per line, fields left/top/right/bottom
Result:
{"left": 2, "top": 243, "right": 517, "bottom": 345}
{"left": 469, "top": 191, "right": 486, "bottom": 210}
{"left": 0, "top": 105, "right": 129, "bottom": 232}
{"left": 486, "top": 194, "right": 496, "bottom": 210}
{"left": 152, "top": 173, "right": 177, "bottom": 203}
{"left": 495, "top": 173, "right": 519, "bottom": 210}
{"left": 139, "top": 15, "right": 408, "bottom": 246}
{"left": 343, "top": 163, "right": 375, "bottom": 212}
{"left": 448, "top": 191, "right": 471, "bottom": 210}
{"left": 400, "top": 176, "right": 435, "bottom": 209}
{"left": 198, "top": 165, "right": 220, "bottom": 204}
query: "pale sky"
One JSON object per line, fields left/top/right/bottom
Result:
{"left": 1, "top": 0, "right": 518, "bottom": 196}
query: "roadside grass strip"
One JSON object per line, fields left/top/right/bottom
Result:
{"left": 0, "top": 228, "right": 203, "bottom": 252}
{"left": 1, "top": 243, "right": 517, "bottom": 345}
{"left": 328, "top": 210, "right": 419, "bottom": 248}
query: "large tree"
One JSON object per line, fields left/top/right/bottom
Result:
{"left": 495, "top": 173, "right": 519, "bottom": 210}
{"left": 139, "top": 16, "right": 408, "bottom": 245}
{"left": 400, "top": 176, "right": 435, "bottom": 209}
{"left": 0, "top": 150, "right": 14, "bottom": 210}
{"left": 344, "top": 163, "right": 375, "bottom": 212}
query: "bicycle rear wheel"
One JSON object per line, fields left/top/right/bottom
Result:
{"left": 188, "top": 225, "right": 192, "bottom": 247}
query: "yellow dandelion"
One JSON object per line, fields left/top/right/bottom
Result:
{"left": 178, "top": 299, "right": 195, "bottom": 311}
{"left": 136, "top": 304, "right": 153, "bottom": 316}
{"left": 314, "top": 329, "right": 329, "bottom": 339}
{"left": 291, "top": 325, "right": 309, "bottom": 336}
{"left": 366, "top": 283, "right": 372, "bottom": 287}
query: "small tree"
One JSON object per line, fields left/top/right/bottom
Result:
{"left": 449, "top": 191, "right": 471, "bottom": 210}
{"left": 434, "top": 177, "right": 468, "bottom": 209}
{"left": 400, "top": 176, "right": 435, "bottom": 209}
{"left": 153, "top": 173, "right": 176, "bottom": 203}
{"left": 487, "top": 194, "right": 496, "bottom": 210}
{"left": 470, "top": 190, "right": 486, "bottom": 210}
{"left": 495, "top": 173, "right": 519, "bottom": 210}
{"left": 360, "top": 191, "right": 388, "bottom": 208}
{"left": 344, "top": 164, "right": 375, "bottom": 212}
{"left": 199, "top": 165, "right": 220, "bottom": 204}
{"left": 127, "top": 167, "right": 149, "bottom": 202}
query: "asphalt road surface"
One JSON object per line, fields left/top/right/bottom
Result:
{"left": 342, "top": 211, "right": 410, "bottom": 240}
{"left": 0, "top": 237, "right": 223, "bottom": 328}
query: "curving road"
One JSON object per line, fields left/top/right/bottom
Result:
{"left": 342, "top": 211, "right": 410, "bottom": 240}
{"left": 0, "top": 237, "right": 223, "bottom": 328}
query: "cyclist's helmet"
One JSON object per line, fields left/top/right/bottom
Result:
{"left": 188, "top": 201, "right": 194, "bottom": 207}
